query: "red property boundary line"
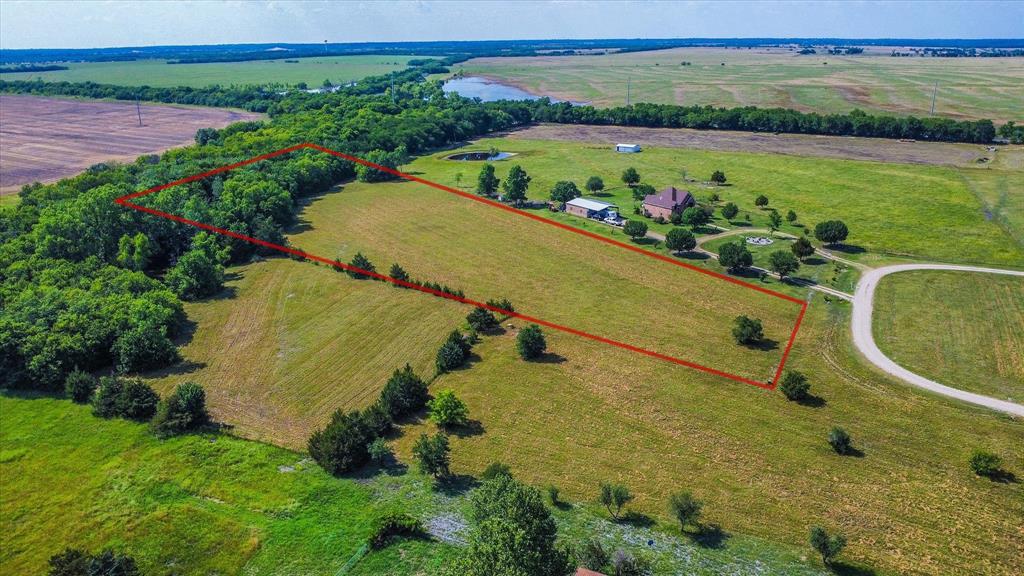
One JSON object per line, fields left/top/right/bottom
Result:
{"left": 115, "top": 143, "right": 807, "bottom": 390}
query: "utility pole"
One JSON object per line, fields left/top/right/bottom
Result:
{"left": 626, "top": 76, "right": 631, "bottom": 106}
{"left": 930, "top": 81, "right": 938, "bottom": 115}
{"left": 136, "top": 96, "right": 142, "bottom": 127}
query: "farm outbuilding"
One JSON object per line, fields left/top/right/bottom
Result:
{"left": 565, "top": 197, "right": 621, "bottom": 223}
{"left": 642, "top": 186, "right": 695, "bottom": 220}
{"left": 615, "top": 143, "right": 642, "bottom": 153}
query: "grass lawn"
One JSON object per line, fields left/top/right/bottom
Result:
{"left": 0, "top": 193, "right": 18, "bottom": 207}
{"left": 456, "top": 47, "right": 1024, "bottom": 121}
{"left": 956, "top": 145, "right": 1024, "bottom": 250}
{"left": 421, "top": 137, "right": 1023, "bottom": 267}
{"left": 702, "top": 234, "right": 860, "bottom": 293}
{"left": 0, "top": 55, "right": 418, "bottom": 88}
{"left": 872, "top": 270, "right": 1024, "bottom": 402}
{"left": 0, "top": 393, "right": 397, "bottom": 575}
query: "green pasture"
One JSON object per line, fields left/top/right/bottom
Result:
{"left": 1, "top": 55, "right": 417, "bottom": 88}
{"left": 457, "top": 47, "right": 1024, "bottom": 121}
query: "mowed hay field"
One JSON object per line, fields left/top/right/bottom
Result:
{"left": 422, "top": 137, "right": 1024, "bottom": 267}
{"left": 0, "top": 55, "right": 417, "bottom": 88}
{"left": 458, "top": 47, "right": 1024, "bottom": 121}
{"left": 293, "top": 179, "right": 803, "bottom": 384}
{"left": 873, "top": 270, "right": 1024, "bottom": 403}
{"left": 0, "top": 95, "right": 261, "bottom": 192}
{"left": 146, "top": 258, "right": 466, "bottom": 448}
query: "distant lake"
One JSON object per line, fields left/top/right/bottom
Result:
{"left": 443, "top": 76, "right": 585, "bottom": 105}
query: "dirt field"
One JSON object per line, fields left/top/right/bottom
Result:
{"left": 0, "top": 95, "right": 262, "bottom": 194}
{"left": 506, "top": 123, "right": 991, "bottom": 167}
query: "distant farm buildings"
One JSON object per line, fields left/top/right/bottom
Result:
{"left": 615, "top": 143, "right": 641, "bottom": 153}
{"left": 642, "top": 186, "right": 695, "bottom": 219}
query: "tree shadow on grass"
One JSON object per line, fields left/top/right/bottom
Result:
{"left": 803, "top": 256, "right": 829, "bottom": 266}
{"left": 983, "top": 470, "right": 1018, "bottom": 484}
{"left": 689, "top": 523, "right": 730, "bottom": 549}
{"left": 436, "top": 473, "right": 480, "bottom": 497}
{"left": 838, "top": 446, "right": 866, "bottom": 458}
{"left": 145, "top": 360, "right": 207, "bottom": 378}
{"left": 532, "top": 352, "right": 567, "bottom": 364}
{"left": 352, "top": 454, "right": 409, "bottom": 479}
{"left": 632, "top": 237, "right": 660, "bottom": 246}
{"left": 796, "top": 393, "right": 827, "bottom": 408}
{"left": 743, "top": 338, "right": 780, "bottom": 352}
{"left": 829, "top": 560, "right": 879, "bottom": 576}
{"left": 828, "top": 244, "right": 866, "bottom": 255}
{"left": 449, "top": 419, "right": 485, "bottom": 439}
{"left": 619, "top": 511, "right": 656, "bottom": 528}
{"left": 680, "top": 250, "right": 710, "bottom": 261}
{"left": 728, "top": 267, "right": 764, "bottom": 280}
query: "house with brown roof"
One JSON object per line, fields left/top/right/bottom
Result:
{"left": 642, "top": 186, "right": 695, "bottom": 220}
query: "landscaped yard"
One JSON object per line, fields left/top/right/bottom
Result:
{"left": 417, "top": 137, "right": 1023, "bottom": 267}
{"left": 872, "top": 270, "right": 1024, "bottom": 402}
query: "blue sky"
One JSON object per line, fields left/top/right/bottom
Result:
{"left": 1, "top": 1, "right": 1021, "bottom": 49}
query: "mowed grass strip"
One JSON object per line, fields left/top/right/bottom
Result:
{"left": 145, "top": 258, "right": 465, "bottom": 448}
{"left": 0, "top": 394, "right": 386, "bottom": 576}
{"left": 292, "top": 179, "right": 802, "bottom": 384}
{"left": 419, "top": 137, "right": 1023, "bottom": 267}
{"left": 394, "top": 301, "right": 1024, "bottom": 576}
{"left": 873, "top": 270, "right": 1024, "bottom": 402}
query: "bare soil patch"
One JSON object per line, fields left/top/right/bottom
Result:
{"left": 0, "top": 95, "right": 262, "bottom": 194}
{"left": 507, "top": 123, "right": 988, "bottom": 167}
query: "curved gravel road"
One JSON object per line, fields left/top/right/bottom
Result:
{"left": 851, "top": 263, "right": 1024, "bottom": 417}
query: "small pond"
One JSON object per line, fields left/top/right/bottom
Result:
{"left": 443, "top": 76, "right": 586, "bottom": 105}
{"left": 446, "top": 151, "right": 516, "bottom": 161}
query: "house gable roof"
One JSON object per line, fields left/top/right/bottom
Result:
{"left": 642, "top": 186, "right": 693, "bottom": 210}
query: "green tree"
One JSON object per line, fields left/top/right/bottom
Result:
{"left": 769, "top": 250, "right": 800, "bottom": 279}
{"left": 112, "top": 323, "right": 180, "bottom": 374}
{"left": 575, "top": 539, "right": 610, "bottom": 572}
{"left": 516, "top": 324, "right": 547, "bottom": 360}
{"left": 476, "top": 164, "right": 500, "bottom": 197}
{"left": 828, "top": 426, "right": 853, "bottom": 455}
{"left": 116, "top": 232, "right": 152, "bottom": 271}
{"left": 347, "top": 252, "right": 376, "bottom": 279}
{"left": 632, "top": 182, "right": 655, "bottom": 202}
{"left": 668, "top": 491, "right": 703, "bottom": 532}
{"left": 151, "top": 381, "right": 209, "bottom": 437}
{"left": 780, "top": 370, "right": 811, "bottom": 402}
{"left": 768, "top": 210, "right": 783, "bottom": 232}
{"left": 64, "top": 369, "right": 97, "bottom": 404}
{"left": 502, "top": 165, "right": 531, "bottom": 206}
{"left": 92, "top": 377, "right": 124, "bottom": 419}
{"left": 379, "top": 364, "right": 429, "bottom": 418}
{"left": 368, "top": 437, "right": 391, "bottom": 465}
{"left": 718, "top": 242, "right": 753, "bottom": 272}
{"left": 585, "top": 175, "right": 605, "bottom": 193}
{"left": 436, "top": 330, "right": 470, "bottom": 373}
{"left": 809, "top": 526, "right": 847, "bottom": 567}
{"left": 754, "top": 195, "right": 769, "bottom": 208}
{"left": 447, "top": 474, "right": 572, "bottom": 576}
{"left": 969, "top": 450, "right": 1003, "bottom": 478}
{"left": 665, "top": 228, "right": 696, "bottom": 254}
{"left": 786, "top": 209, "right": 798, "bottom": 223}
{"left": 549, "top": 180, "right": 581, "bottom": 203}
{"left": 466, "top": 307, "right": 498, "bottom": 332}
{"left": 429, "top": 389, "right": 469, "bottom": 428}
{"left": 621, "top": 167, "right": 640, "bottom": 187}
{"left": 622, "top": 219, "right": 648, "bottom": 241}
{"left": 599, "top": 482, "right": 634, "bottom": 521}
{"left": 791, "top": 236, "right": 815, "bottom": 261}
{"left": 732, "top": 315, "right": 764, "bottom": 345}
{"left": 115, "top": 378, "right": 160, "bottom": 421}
{"left": 710, "top": 170, "right": 727, "bottom": 184}
{"left": 814, "top": 220, "right": 849, "bottom": 246}
{"left": 389, "top": 263, "right": 410, "bottom": 285}
{"left": 721, "top": 202, "right": 739, "bottom": 220}
{"left": 680, "top": 206, "right": 710, "bottom": 230}
{"left": 165, "top": 247, "right": 224, "bottom": 300}
{"left": 412, "top": 432, "right": 451, "bottom": 478}
{"left": 308, "top": 409, "right": 373, "bottom": 475}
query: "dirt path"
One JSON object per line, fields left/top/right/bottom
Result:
{"left": 851, "top": 264, "right": 1024, "bottom": 417}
